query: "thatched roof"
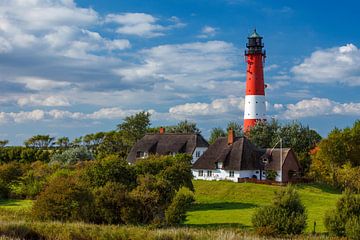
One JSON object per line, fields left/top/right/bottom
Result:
{"left": 193, "top": 137, "right": 262, "bottom": 170}
{"left": 127, "top": 133, "right": 209, "bottom": 163}
{"left": 193, "top": 136, "right": 297, "bottom": 171}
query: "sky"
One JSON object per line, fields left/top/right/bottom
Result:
{"left": 1, "top": 0, "right": 360, "bottom": 145}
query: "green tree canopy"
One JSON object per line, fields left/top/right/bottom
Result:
{"left": 167, "top": 120, "right": 201, "bottom": 134}
{"left": 24, "top": 135, "right": 55, "bottom": 148}
{"left": 117, "top": 111, "right": 151, "bottom": 145}
{"left": 209, "top": 127, "right": 226, "bottom": 144}
{"left": 0, "top": 140, "right": 9, "bottom": 147}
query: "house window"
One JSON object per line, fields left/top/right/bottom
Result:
{"left": 207, "top": 170, "right": 212, "bottom": 177}
{"left": 255, "top": 170, "right": 259, "bottom": 174}
{"left": 229, "top": 171, "right": 234, "bottom": 177}
{"left": 195, "top": 151, "right": 201, "bottom": 158}
{"left": 136, "top": 151, "right": 148, "bottom": 159}
{"left": 198, "top": 170, "right": 203, "bottom": 177}
{"left": 215, "top": 162, "right": 223, "bottom": 169}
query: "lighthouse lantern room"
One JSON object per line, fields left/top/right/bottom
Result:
{"left": 243, "top": 29, "right": 267, "bottom": 132}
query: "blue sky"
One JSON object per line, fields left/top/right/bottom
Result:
{"left": 1, "top": 0, "right": 360, "bottom": 145}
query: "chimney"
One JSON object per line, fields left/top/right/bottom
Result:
{"left": 159, "top": 127, "right": 165, "bottom": 134}
{"left": 228, "top": 128, "right": 234, "bottom": 145}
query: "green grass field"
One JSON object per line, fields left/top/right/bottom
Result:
{"left": 186, "top": 180, "right": 341, "bottom": 233}
{"left": 0, "top": 180, "right": 341, "bottom": 236}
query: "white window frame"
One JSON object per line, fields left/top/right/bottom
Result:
{"left": 207, "top": 170, "right": 212, "bottom": 177}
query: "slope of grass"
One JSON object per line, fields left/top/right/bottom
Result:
{"left": 186, "top": 180, "right": 341, "bottom": 233}
{"left": 0, "top": 199, "right": 32, "bottom": 210}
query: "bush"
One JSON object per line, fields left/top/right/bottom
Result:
{"left": 324, "top": 190, "right": 360, "bottom": 237}
{"left": 93, "top": 182, "right": 129, "bottom": 224}
{"left": 81, "top": 155, "right": 136, "bottom": 188}
{"left": 0, "top": 162, "right": 26, "bottom": 198}
{"left": 345, "top": 217, "right": 360, "bottom": 240}
{"left": 165, "top": 187, "right": 195, "bottom": 226}
{"left": 50, "top": 147, "right": 93, "bottom": 166}
{"left": 252, "top": 186, "right": 307, "bottom": 236}
{"left": 32, "top": 175, "right": 94, "bottom": 222}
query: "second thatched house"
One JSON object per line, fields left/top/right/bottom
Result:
{"left": 192, "top": 129, "right": 301, "bottom": 183}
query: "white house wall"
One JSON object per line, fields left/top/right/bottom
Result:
{"left": 192, "top": 169, "right": 283, "bottom": 182}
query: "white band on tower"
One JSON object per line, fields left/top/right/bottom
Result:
{"left": 244, "top": 95, "right": 266, "bottom": 120}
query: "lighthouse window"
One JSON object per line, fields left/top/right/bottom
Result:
{"left": 256, "top": 113, "right": 258, "bottom": 116}
{"left": 248, "top": 101, "right": 250, "bottom": 104}
{"left": 256, "top": 101, "right": 258, "bottom": 103}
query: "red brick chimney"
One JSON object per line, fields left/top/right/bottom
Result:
{"left": 159, "top": 127, "right": 165, "bottom": 134}
{"left": 228, "top": 128, "right": 234, "bottom": 145}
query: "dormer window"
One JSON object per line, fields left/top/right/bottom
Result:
{"left": 195, "top": 151, "right": 201, "bottom": 158}
{"left": 215, "top": 162, "right": 223, "bottom": 169}
{"left": 136, "top": 151, "right": 148, "bottom": 159}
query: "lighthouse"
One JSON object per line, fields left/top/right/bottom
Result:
{"left": 243, "top": 29, "right": 266, "bottom": 132}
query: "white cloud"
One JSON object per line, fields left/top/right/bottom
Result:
{"left": 0, "top": 110, "right": 46, "bottom": 123}
{"left": 17, "top": 95, "right": 70, "bottom": 107}
{"left": 292, "top": 44, "right": 360, "bottom": 85}
{"left": 0, "top": 107, "right": 153, "bottom": 124}
{"left": 169, "top": 97, "right": 244, "bottom": 118}
{"left": 15, "top": 77, "right": 73, "bottom": 91}
{"left": 114, "top": 41, "right": 242, "bottom": 87}
{"left": 106, "top": 13, "right": 183, "bottom": 38}
{"left": 280, "top": 97, "right": 360, "bottom": 119}
{"left": 197, "top": 25, "right": 217, "bottom": 38}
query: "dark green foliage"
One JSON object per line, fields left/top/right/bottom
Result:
{"left": 165, "top": 187, "right": 195, "bottom": 226}
{"left": 0, "top": 140, "right": 9, "bottom": 147}
{"left": 345, "top": 217, "right": 360, "bottom": 240}
{"left": 9, "top": 161, "right": 54, "bottom": 199}
{"left": 117, "top": 111, "right": 151, "bottom": 145}
{"left": 0, "top": 147, "right": 51, "bottom": 163}
{"left": 50, "top": 147, "right": 93, "bottom": 166}
{"left": 311, "top": 120, "right": 360, "bottom": 191}
{"left": 24, "top": 135, "right": 55, "bottom": 149}
{"left": 32, "top": 175, "right": 94, "bottom": 222}
{"left": 324, "top": 190, "right": 360, "bottom": 237}
{"left": 93, "top": 182, "right": 128, "bottom": 224}
{"left": 0, "top": 162, "right": 25, "bottom": 198}
{"left": 81, "top": 155, "right": 136, "bottom": 188}
{"left": 96, "top": 131, "right": 131, "bottom": 158}
{"left": 249, "top": 120, "right": 321, "bottom": 173}
{"left": 135, "top": 154, "right": 194, "bottom": 191}
{"left": 226, "top": 121, "right": 243, "bottom": 137}
{"left": 208, "top": 127, "right": 226, "bottom": 144}
{"left": 265, "top": 170, "right": 278, "bottom": 181}
{"left": 167, "top": 120, "right": 201, "bottom": 134}
{"left": 252, "top": 186, "right": 307, "bottom": 236}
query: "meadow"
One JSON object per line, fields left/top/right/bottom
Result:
{"left": 0, "top": 180, "right": 342, "bottom": 239}
{"left": 186, "top": 181, "right": 341, "bottom": 233}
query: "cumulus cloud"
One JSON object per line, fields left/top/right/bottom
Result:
{"left": 17, "top": 95, "right": 70, "bottom": 107}
{"left": 280, "top": 97, "right": 360, "bottom": 119}
{"left": 0, "top": 107, "right": 155, "bottom": 124}
{"left": 197, "top": 25, "right": 217, "bottom": 38}
{"left": 106, "top": 13, "right": 184, "bottom": 37}
{"left": 292, "top": 44, "right": 360, "bottom": 85}
{"left": 169, "top": 97, "right": 245, "bottom": 118}
{"left": 115, "top": 41, "right": 243, "bottom": 87}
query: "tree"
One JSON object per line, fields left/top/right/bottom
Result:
{"left": 227, "top": 121, "right": 243, "bottom": 137}
{"left": 168, "top": 120, "right": 201, "bottom": 134}
{"left": 324, "top": 190, "right": 360, "bottom": 237}
{"left": 96, "top": 131, "right": 130, "bottom": 158}
{"left": 165, "top": 187, "right": 195, "bottom": 226}
{"left": 252, "top": 186, "right": 307, "bottom": 236}
{"left": 71, "top": 137, "right": 83, "bottom": 147}
{"left": 117, "top": 111, "right": 151, "bottom": 145}
{"left": 248, "top": 120, "right": 321, "bottom": 173}
{"left": 50, "top": 147, "right": 93, "bottom": 166}
{"left": 55, "top": 137, "right": 69, "bottom": 148}
{"left": 209, "top": 127, "right": 226, "bottom": 144}
{"left": 0, "top": 140, "right": 9, "bottom": 147}
{"left": 24, "top": 135, "right": 55, "bottom": 148}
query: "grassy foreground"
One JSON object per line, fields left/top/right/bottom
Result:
{"left": 186, "top": 181, "right": 341, "bottom": 233}
{"left": 0, "top": 181, "right": 342, "bottom": 239}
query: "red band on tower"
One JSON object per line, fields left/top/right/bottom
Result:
{"left": 243, "top": 29, "right": 267, "bottom": 133}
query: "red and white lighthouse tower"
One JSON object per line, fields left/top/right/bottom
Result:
{"left": 243, "top": 29, "right": 266, "bottom": 132}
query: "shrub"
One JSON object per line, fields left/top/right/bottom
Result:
{"left": 81, "top": 155, "right": 136, "bottom": 188}
{"left": 324, "top": 190, "right": 360, "bottom": 237}
{"left": 252, "top": 185, "right": 307, "bottom": 236}
{"left": 165, "top": 187, "right": 195, "bottom": 226}
{"left": 345, "top": 217, "right": 360, "bottom": 240}
{"left": 50, "top": 147, "right": 93, "bottom": 166}
{"left": 93, "top": 182, "right": 129, "bottom": 224}
{"left": 32, "top": 175, "right": 94, "bottom": 222}
{"left": 0, "top": 162, "right": 26, "bottom": 198}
